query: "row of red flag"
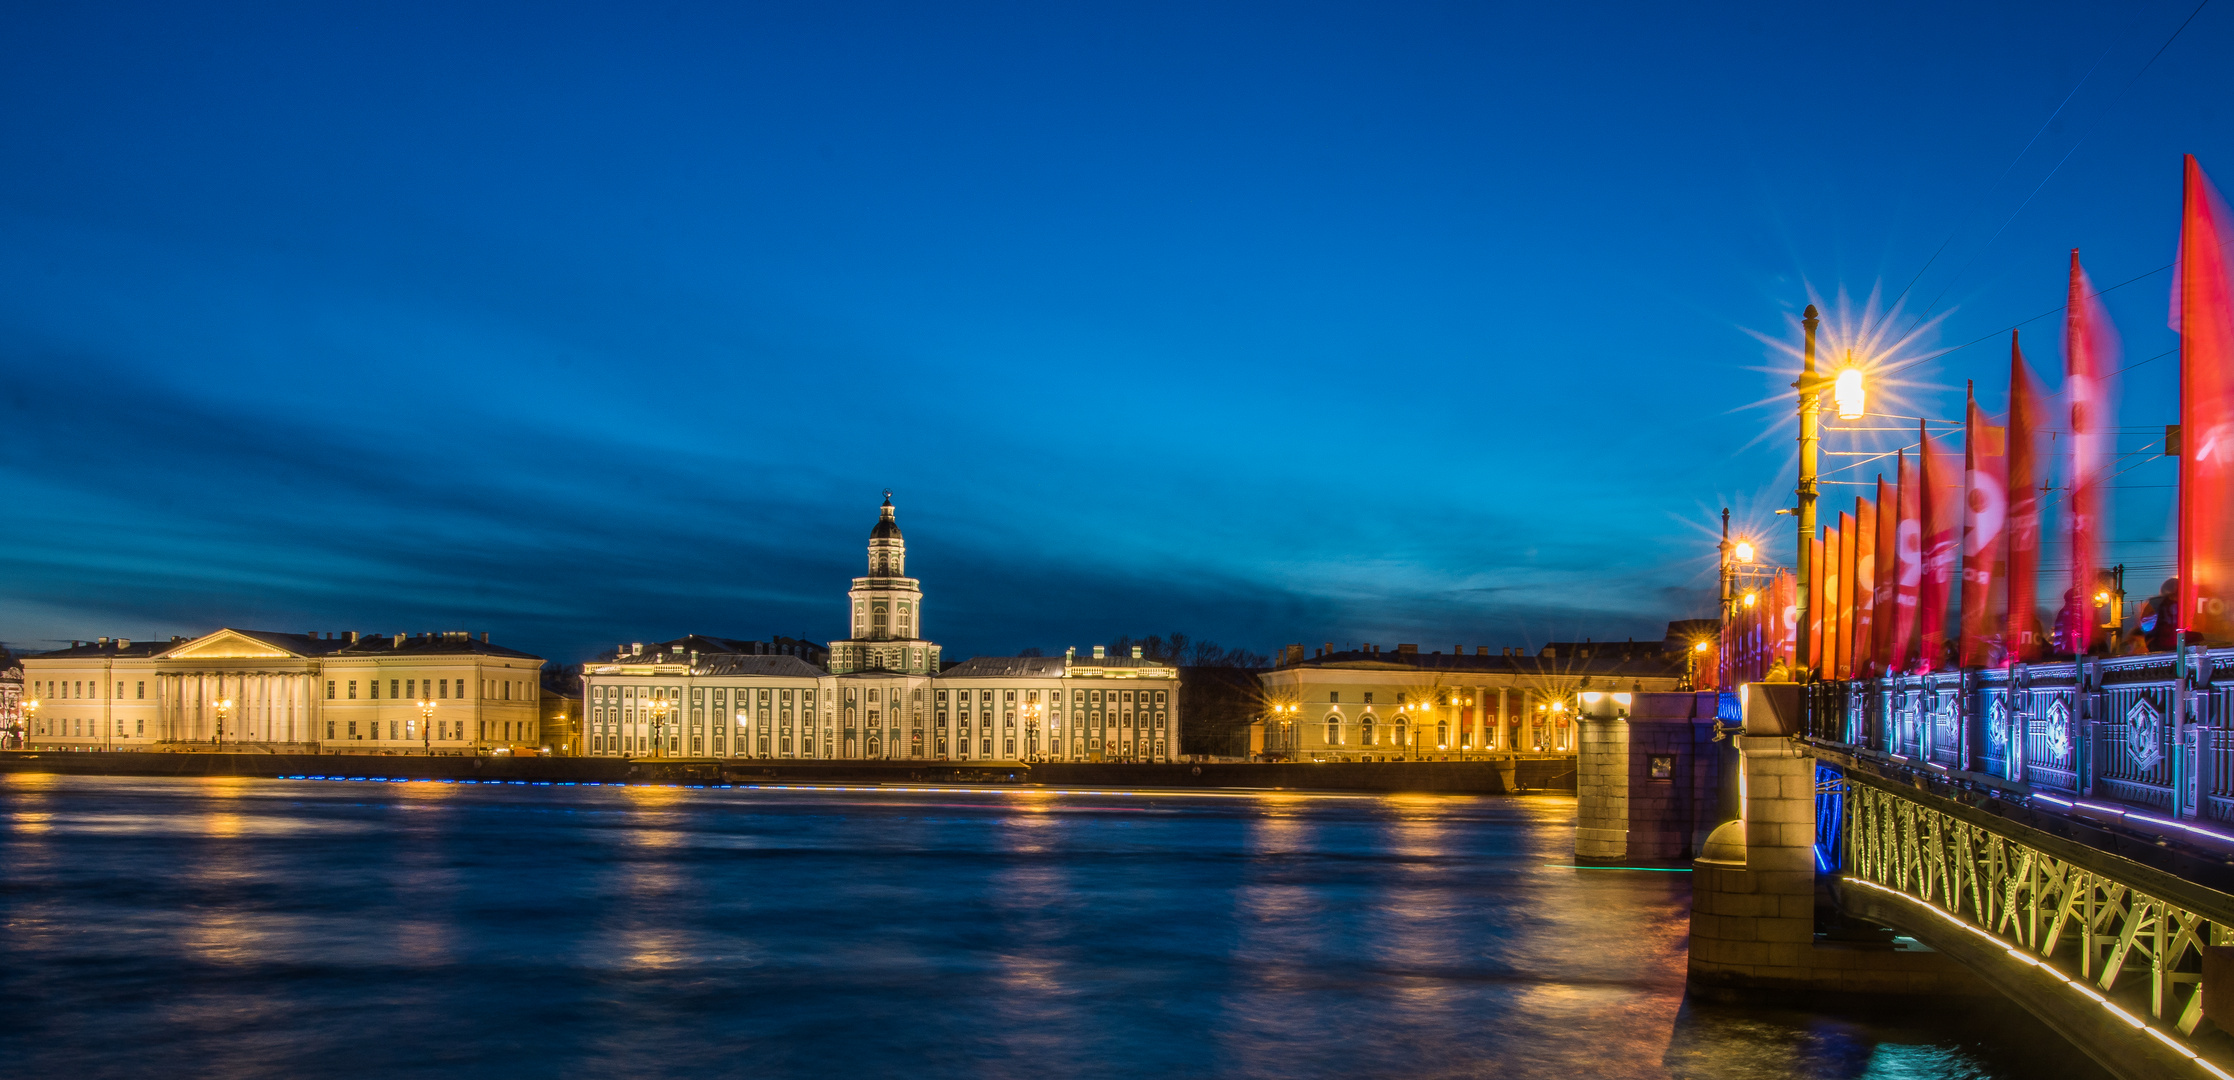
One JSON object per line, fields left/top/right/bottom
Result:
{"left": 1721, "top": 155, "right": 2234, "bottom": 683}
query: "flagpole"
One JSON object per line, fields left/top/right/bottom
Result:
{"left": 1797, "top": 304, "right": 1821, "bottom": 676}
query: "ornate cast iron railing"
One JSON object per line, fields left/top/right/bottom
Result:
{"left": 1801, "top": 648, "right": 2234, "bottom": 822}
{"left": 1842, "top": 771, "right": 2234, "bottom": 1051}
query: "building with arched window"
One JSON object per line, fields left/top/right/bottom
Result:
{"left": 579, "top": 495, "right": 1182, "bottom": 763}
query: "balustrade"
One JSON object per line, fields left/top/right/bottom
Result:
{"left": 1797, "top": 648, "right": 2234, "bottom": 823}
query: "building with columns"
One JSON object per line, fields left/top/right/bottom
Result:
{"left": 1253, "top": 643, "right": 1684, "bottom": 761}
{"left": 580, "top": 496, "right": 1181, "bottom": 763}
{"left": 20, "top": 629, "right": 546, "bottom": 754}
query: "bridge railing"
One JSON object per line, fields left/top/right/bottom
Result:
{"left": 1798, "top": 647, "right": 2234, "bottom": 822}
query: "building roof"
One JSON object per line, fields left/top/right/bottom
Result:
{"left": 693, "top": 654, "right": 830, "bottom": 678}
{"left": 1065, "top": 653, "right": 1178, "bottom": 670}
{"left": 939, "top": 656, "right": 1070, "bottom": 678}
{"left": 1278, "top": 647, "right": 1681, "bottom": 680}
{"left": 590, "top": 634, "right": 828, "bottom": 667}
{"left": 27, "top": 629, "right": 541, "bottom": 663}
{"left": 331, "top": 632, "right": 542, "bottom": 661}
{"left": 26, "top": 638, "right": 174, "bottom": 659}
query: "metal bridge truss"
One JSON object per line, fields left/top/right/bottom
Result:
{"left": 1840, "top": 773, "right": 2234, "bottom": 1073}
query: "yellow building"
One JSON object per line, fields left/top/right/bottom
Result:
{"left": 1254, "top": 643, "right": 1684, "bottom": 761}
{"left": 21, "top": 628, "right": 546, "bottom": 754}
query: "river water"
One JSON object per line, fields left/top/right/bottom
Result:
{"left": 0, "top": 774, "right": 2099, "bottom": 1079}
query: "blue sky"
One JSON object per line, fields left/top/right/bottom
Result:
{"left": 0, "top": 0, "right": 2226, "bottom": 664}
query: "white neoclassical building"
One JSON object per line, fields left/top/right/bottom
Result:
{"left": 580, "top": 496, "right": 1181, "bottom": 763}
{"left": 20, "top": 629, "right": 547, "bottom": 754}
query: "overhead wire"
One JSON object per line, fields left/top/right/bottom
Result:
{"left": 1894, "top": 0, "right": 2215, "bottom": 340}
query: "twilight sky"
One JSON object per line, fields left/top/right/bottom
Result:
{"left": 1, "top": 0, "right": 2229, "bottom": 664}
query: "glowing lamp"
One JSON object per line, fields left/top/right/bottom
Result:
{"left": 1833, "top": 367, "right": 1866, "bottom": 420}
{"left": 1743, "top": 591, "right": 1758, "bottom": 609}
{"left": 1693, "top": 641, "right": 1709, "bottom": 653}
{"left": 1733, "top": 540, "right": 1755, "bottom": 563}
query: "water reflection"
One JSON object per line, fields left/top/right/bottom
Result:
{"left": 0, "top": 776, "right": 2100, "bottom": 1080}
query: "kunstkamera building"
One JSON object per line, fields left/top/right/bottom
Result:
{"left": 580, "top": 496, "right": 1179, "bottom": 763}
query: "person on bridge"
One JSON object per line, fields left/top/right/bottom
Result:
{"left": 2132, "top": 578, "right": 2181, "bottom": 653}
{"left": 2053, "top": 587, "right": 2089, "bottom": 657}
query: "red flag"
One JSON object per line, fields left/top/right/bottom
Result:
{"left": 1852, "top": 496, "right": 1877, "bottom": 675}
{"left": 1774, "top": 568, "right": 1797, "bottom": 670}
{"left": 2178, "top": 155, "right": 2234, "bottom": 643}
{"left": 1836, "top": 510, "right": 1858, "bottom": 678}
{"left": 1919, "top": 420, "right": 1961, "bottom": 671}
{"left": 1892, "top": 449, "right": 1922, "bottom": 671}
{"left": 1808, "top": 532, "right": 1826, "bottom": 674}
{"left": 1960, "top": 381, "right": 2008, "bottom": 668}
{"left": 1872, "top": 473, "right": 1897, "bottom": 671}
{"left": 2067, "top": 248, "right": 2119, "bottom": 655}
{"left": 2006, "top": 335, "right": 2045, "bottom": 663}
{"left": 1824, "top": 522, "right": 1844, "bottom": 678}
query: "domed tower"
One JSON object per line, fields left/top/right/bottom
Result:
{"left": 868, "top": 494, "right": 905, "bottom": 577}
{"left": 828, "top": 492, "right": 940, "bottom": 675}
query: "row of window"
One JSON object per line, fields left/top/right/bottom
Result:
{"left": 586, "top": 730, "right": 1171, "bottom": 760}
{"left": 28, "top": 716, "right": 533, "bottom": 743}
{"left": 592, "top": 685, "right": 820, "bottom": 705}
{"left": 317, "top": 719, "right": 536, "bottom": 741}
{"left": 1318, "top": 691, "right": 1539, "bottom": 706}
{"left": 32, "top": 718, "right": 145, "bottom": 736}
{"left": 30, "top": 680, "right": 145, "bottom": 701}
{"left": 1311, "top": 718, "right": 1563, "bottom": 746}
{"left": 588, "top": 684, "right": 1169, "bottom": 708}
{"left": 587, "top": 707, "right": 1170, "bottom": 732}
{"left": 33, "top": 677, "right": 529, "bottom": 704}
{"left": 322, "top": 678, "right": 528, "bottom": 701}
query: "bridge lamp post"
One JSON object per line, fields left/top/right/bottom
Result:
{"left": 417, "top": 699, "right": 435, "bottom": 755}
{"left": 1792, "top": 301, "right": 1872, "bottom": 677}
{"left": 22, "top": 699, "right": 37, "bottom": 748}
{"left": 214, "top": 698, "right": 234, "bottom": 752}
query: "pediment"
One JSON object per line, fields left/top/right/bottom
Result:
{"left": 162, "top": 629, "right": 302, "bottom": 660}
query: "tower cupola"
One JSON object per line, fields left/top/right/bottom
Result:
{"left": 868, "top": 491, "right": 905, "bottom": 576}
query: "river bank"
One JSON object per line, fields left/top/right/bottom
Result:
{"left": 0, "top": 749, "right": 1578, "bottom": 794}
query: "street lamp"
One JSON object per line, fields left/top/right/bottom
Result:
{"left": 418, "top": 699, "right": 436, "bottom": 755}
{"left": 1794, "top": 304, "right": 1823, "bottom": 675}
{"left": 22, "top": 699, "right": 38, "bottom": 749}
{"left": 1264, "top": 702, "right": 1298, "bottom": 761}
{"left": 1834, "top": 364, "right": 1867, "bottom": 420}
{"left": 646, "top": 697, "right": 672, "bottom": 759}
{"left": 1022, "top": 700, "right": 1042, "bottom": 761}
{"left": 214, "top": 698, "right": 234, "bottom": 753}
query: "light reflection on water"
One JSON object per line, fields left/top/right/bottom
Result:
{"left": 0, "top": 774, "right": 2099, "bottom": 1080}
